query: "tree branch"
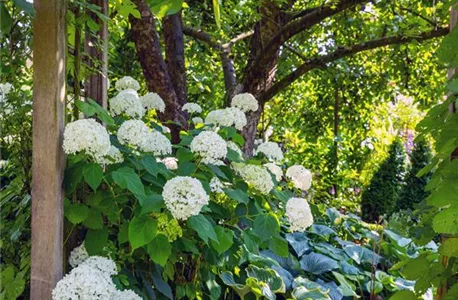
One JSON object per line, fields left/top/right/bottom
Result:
{"left": 182, "top": 26, "right": 222, "bottom": 50}
{"left": 259, "top": 26, "right": 449, "bottom": 102}
{"left": 398, "top": 6, "right": 437, "bottom": 27}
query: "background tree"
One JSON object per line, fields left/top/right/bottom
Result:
{"left": 361, "top": 138, "right": 406, "bottom": 222}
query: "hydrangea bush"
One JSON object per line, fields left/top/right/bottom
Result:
{"left": 58, "top": 76, "right": 427, "bottom": 299}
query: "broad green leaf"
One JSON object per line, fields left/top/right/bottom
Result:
{"left": 129, "top": 215, "right": 157, "bottom": 250}
{"left": 439, "top": 238, "right": 458, "bottom": 257}
{"left": 432, "top": 207, "right": 458, "bottom": 234}
{"left": 211, "top": 226, "right": 233, "bottom": 254}
{"left": 75, "top": 100, "right": 97, "bottom": 116}
{"left": 12, "top": 0, "right": 35, "bottom": 15}
{"left": 142, "top": 155, "right": 159, "bottom": 177}
{"left": 83, "top": 163, "right": 103, "bottom": 191}
{"left": 65, "top": 204, "right": 89, "bottom": 224}
{"left": 148, "top": 234, "right": 172, "bottom": 266}
{"left": 187, "top": 215, "right": 218, "bottom": 244}
{"left": 85, "top": 228, "right": 108, "bottom": 255}
{"left": 444, "top": 283, "right": 458, "bottom": 300}
{"left": 224, "top": 188, "right": 249, "bottom": 204}
{"left": 389, "top": 290, "right": 417, "bottom": 300}
{"left": 300, "top": 252, "right": 338, "bottom": 274}
{"left": 253, "top": 214, "right": 280, "bottom": 242}
{"left": 140, "top": 194, "right": 164, "bottom": 214}
{"left": 0, "top": 4, "right": 12, "bottom": 33}
{"left": 212, "top": 0, "right": 221, "bottom": 28}
{"left": 343, "top": 245, "right": 382, "bottom": 265}
{"left": 246, "top": 265, "right": 285, "bottom": 294}
{"left": 402, "top": 255, "right": 429, "bottom": 280}
{"left": 83, "top": 210, "right": 104, "bottom": 229}
{"left": 268, "top": 235, "right": 289, "bottom": 257}
{"left": 112, "top": 167, "right": 145, "bottom": 196}
{"left": 285, "top": 233, "right": 311, "bottom": 257}
{"left": 177, "top": 161, "right": 196, "bottom": 176}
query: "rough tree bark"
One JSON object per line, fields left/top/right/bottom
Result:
{"left": 31, "top": 0, "right": 66, "bottom": 298}
{"left": 84, "top": 0, "right": 108, "bottom": 108}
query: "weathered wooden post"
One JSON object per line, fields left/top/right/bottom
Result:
{"left": 31, "top": 0, "right": 66, "bottom": 298}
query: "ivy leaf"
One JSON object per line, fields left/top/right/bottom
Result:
{"left": 188, "top": 215, "right": 218, "bottom": 244}
{"left": 253, "top": 214, "right": 280, "bottom": 242}
{"left": 112, "top": 167, "right": 145, "bottom": 196}
{"left": 147, "top": 234, "right": 172, "bottom": 266}
{"left": 211, "top": 226, "right": 234, "bottom": 254}
{"left": 129, "top": 216, "right": 157, "bottom": 251}
{"left": 85, "top": 228, "right": 108, "bottom": 255}
{"left": 65, "top": 204, "right": 89, "bottom": 224}
{"left": 83, "top": 163, "right": 103, "bottom": 191}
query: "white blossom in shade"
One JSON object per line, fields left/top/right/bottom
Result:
{"left": 63, "top": 119, "right": 111, "bottom": 160}
{"left": 190, "top": 131, "right": 227, "bottom": 164}
{"left": 162, "top": 176, "right": 209, "bottom": 220}
{"left": 182, "top": 103, "right": 202, "bottom": 114}
{"left": 162, "top": 126, "right": 171, "bottom": 134}
{"left": 264, "top": 163, "right": 283, "bottom": 182}
{"left": 285, "top": 197, "right": 314, "bottom": 232}
{"left": 227, "top": 141, "right": 244, "bottom": 158}
{"left": 255, "top": 141, "right": 284, "bottom": 162}
{"left": 232, "top": 163, "right": 274, "bottom": 194}
{"left": 112, "top": 290, "right": 142, "bottom": 300}
{"left": 286, "top": 165, "right": 312, "bottom": 191}
{"left": 52, "top": 264, "right": 116, "bottom": 300}
{"left": 210, "top": 177, "right": 224, "bottom": 194}
{"left": 231, "top": 93, "right": 259, "bottom": 112}
{"left": 96, "top": 146, "right": 124, "bottom": 165}
{"left": 110, "top": 89, "right": 145, "bottom": 119}
{"left": 117, "top": 120, "right": 150, "bottom": 147}
{"left": 68, "top": 244, "right": 89, "bottom": 268}
{"left": 140, "top": 92, "right": 165, "bottom": 113}
{"left": 0, "top": 83, "right": 13, "bottom": 102}
{"left": 80, "top": 256, "right": 117, "bottom": 277}
{"left": 205, "top": 107, "right": 247, "bottom": 130}
{"left": 192, "top": 117, "right": 204, "bottom": 124}
{"left": 254, "top": 139, "right": 263, "bottom": 146}
{"left": 115, "top": 76, "right": 140, "bottom": 91}
{"left": 142, "top": 131, "right": 172, "bottom": 156}
{"left": 162, "top": 157, "right": 178, "bottom": 170}
{"left": 264, "top": 126, "right": 274, "bottom": 141}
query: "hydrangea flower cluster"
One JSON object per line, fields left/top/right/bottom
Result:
{"left": 210, "top": 177, "right": 225, "bottom": 194}
{"left": 53, "top": 254, "right": 141, "bottom": 300}
{"left": 231, "top": 93, "right": 259, "bottom": 112}
{"left": 140, "top": 92, "right": 166, "bottom": 113}
{"left": 255, "top": 141, "right": 284, "bottom": 162}
{"left": 96, "top": 146, "right": 124, "bottom": 165}
{"left": 156, "top": 213, "right": 183, "bottom": 242}
{"left": 264, "top": 163, "right": 283, "bottom": 181}
{"left": 117, "top": 120, "right": 171, "bottom": 155}
{"left": 115, "top": 76, "right": 140, "bottom": 91}
{"left": 205, "top": 107, "right": 247, "bottom": 130}
{"left": 109, "top": 89, "right": 145, "bottom": 119}
{"left": 232, "top": 163, "right": 274, "bottom": 194}
{"left": 227, "top": 141, "right": 244, "bottom": 158}
{"left": 63, "top": 119, "right": 111, "bottom": 161}
{"left": 286, "top": 165, "right": 312, "bottom": 191}
{"left": 285, "top": 197, "right": 314, "bottom": 232}
{"left": 182, "top": 103, "right": 202, "bottom": 114}
{"left": 162, "top": 176, "right": 210, "bottom": 220}
{"left": 0, "top": 82, "right": 13, "bottom": 103}
{"left": 192, "top": 117, "right": 204, "bottom": 124}
{"left": 68, "top": 243, "right": 89, "bottom": 268}
{"left": 190, "top": 131, "right": 227, "bottom": 164}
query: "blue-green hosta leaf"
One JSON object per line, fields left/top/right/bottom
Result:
{"left": 343, "top": 245, "right": 382, "bottom": 265}
{"left": 220, "top": 272, "right": 251, "bottom": 298}
{"left": 332, "top": 272, "right": 358, "bottom": 297}
{"left": 314, "top": 243, "right": 346, "bottom": 260}
{"left": 393, "top": 278, "right": 415, "bottom": 291}
{"left": 326, "top": 207, "right": 341, "bottom": 223}
{"left": 310, "top": 224, "right": 336, "bottom": 238}
{"left": 316, "top": 280, "right": 343, "bottom": 300}
{"left": 285, "top": 232, "right": 312, "bottom": 257}
{"left": 300, "top": 252, "right": 338, "bottom": 275}
{"left": 292, "top": 278, "right": 330, "bottom": 300}
{"left": 260, "top": 250, "right": 300, "bottom": 274}
{"left": 364, "top": 280, "right": 383, "bottom": 294}
{"left": 271, "top": 265, "right": 294, "bottom": 291}
{"left": 384, "top": 229, "right": 412, "bottom": 248}
{"left": 339, "top": 261, "right": 361, "bottom": 275}
{"left": 246, "top": 265, "right": 285, "bottom": 294}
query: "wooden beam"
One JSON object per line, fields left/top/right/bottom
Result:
{"left": 31, "top": 0, "right": 66, "bottom": 298}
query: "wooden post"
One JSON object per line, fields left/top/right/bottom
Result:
{"left": 31, "top": 0, "right": 66, "bottom": 298}
{"left": 84, "top": 0, "right": 108, "bottom": 108}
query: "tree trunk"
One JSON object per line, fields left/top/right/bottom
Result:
{"left": 130, "top": 0, "right": 187, "bottom": 143}
{"left": 241, "top": 1, "right": 283, "bottom": 155}
{"left": 31, "top": 0, "right": 66, "bottom": 298}
{"left": 84, "top": 0, "right": 108, "bottom": 108}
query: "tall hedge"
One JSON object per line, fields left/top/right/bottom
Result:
{"left": 361, "top": 139, "right": 406, "bottom": 222}
{"left": 397, "top": 140, "right": 431, "bottom": 210}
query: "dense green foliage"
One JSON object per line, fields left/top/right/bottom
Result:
{"left": 361, "top": 139, "right": 406, "bottom": 223}
{"left": 397, "top": 140, "right": 432, "bottom": 210}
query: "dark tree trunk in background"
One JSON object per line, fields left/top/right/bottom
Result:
{"left": 84, "top": 0, "right": 108, "bottom": 108}
{"left": 130, "top": 0, "right": 187, "bottom": 143}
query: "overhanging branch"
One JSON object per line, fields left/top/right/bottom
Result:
{"left": 259, "top": 26, "right": 449, "bottom": 102}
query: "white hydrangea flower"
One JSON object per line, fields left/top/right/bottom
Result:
{"left": 205, "top": 107, "right": 247, "bottom": 130}
{"left": 142, "top": 131, "right": 172, "bottom": 156}
{"left": 286, "top": 197, "right": 314, "bottom": 232}
{"left": 109, "top": 89, "right": 145, "bottom": 119}
{"left": 190, "top": 131, "right": 227, "bottom": 165}
{"left": 231, "top": 93, "right": 259, "bottom": 112}
{"left": 182, "top": 103, "right": 202, "bottom": 114}
{"left": 162, "top": 176, "right": 209, "bottom": 220}
{"left": 141, "top": 92, "right": 165, "bottom": 113}
{"left": 96, "top": 146, "right": 124, "bottom": 165}
{"left": 112, "top": 290, "right": 142, "bottom": 300}
{"left": 117, "top": 120, "right": 151, "bottom": 149}
{"left": 192, "top": 117, "right": 204, "bottom": 124}
{"left": 80, "top": 256, "right": 117, "bottom": 277}
{"left": 227, "top": 141, "right": 244, "bottom": 158}
{"left": 210, "top": 177, "right": 224, "bottom": 194}
{"left": 254, "top": 139, "right": 263, "bottom": 146}
{"left": 0, "top": 83, "right": 13, "bottom": 103}
{"left": 162, "top": 126, "right": 171, "bottom": 134}
{"left": 286, "top": 165, "right": 312, "bottom": 191}
{"left": 52, "top": 264, "right": 116, "bottom": 300}
{"left": 115, "top": 76, "right": 140, "bottom": 91}
{"left": 63, "top": 119, "right": 111, "bottom": 160}
{"left": 264, "top": 163, "right": 283, "bottom": 182}
{"left": 255, "top": 141, "right": 284, "bottom": 162}
{"left": 162, "top": 157, "right": 178, "bottom": 170}
{"left": 68, "top": 244, "right": 89, "bottom": 268}
{"left": 232, "top": 163, "right": 274, "bottom": 194}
